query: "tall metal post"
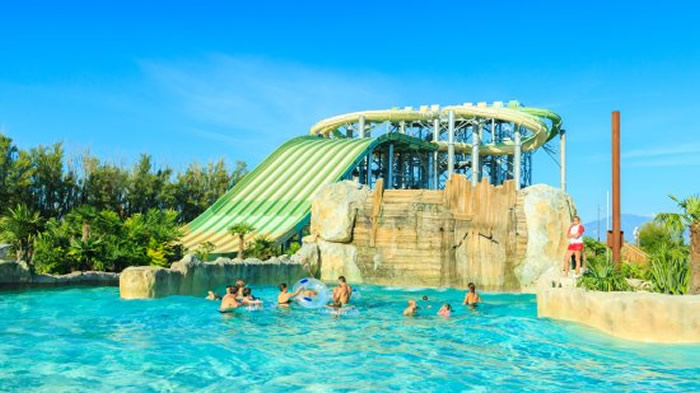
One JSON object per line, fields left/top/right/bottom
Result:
{"left": 447, "top": 111, "right": 455, "bottom": 178}
{"left": 399, "top": 121, "right": 406, "bottom": 134}
{"left": 611, "top": 111, "right": 622, "bottom": 268}
{"left": 514, "top": 125, "right": 522, "bottom": 190}
{"left": 560, "top": 129, "right": 567, "bottom": 191}
{"left": 367, "top": 149, "right": 373, "bottom": 188}
{"left": 358, "top": 115, "right": 366, "bottom": 138}
{"left": 432, "top": 118, "right": 439, "bottom": 189}
{"left": 471, "top": 122, "right": 480, "bottom": 186}
{"left": 388, "top": 143, "right": 394, "bottom": 189}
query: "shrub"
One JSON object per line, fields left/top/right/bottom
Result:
{"left": 247, "top": 235, "right": 280, "bottom": 260}
{"left": 285, "top": 242, "right": 301, "bottom": 256}
{"left": 194, "top": 241, "right": 217, "bottom": 261}
{"left": 579, "top": 255, "right": 630, "bottom": 292}
{"left": 621, "top": 263, "right": 647, "bottom": 280}
{"left": 647, "top": 244, "right": 689, "bottom": 295}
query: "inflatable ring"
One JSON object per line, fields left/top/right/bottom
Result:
{"left": 292, "top": 278, "right": 331, "bottom": 309}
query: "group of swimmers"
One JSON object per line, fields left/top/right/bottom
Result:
{"left": 210, "top": 276, "right": 483, "bottom": 317}
{"left": 402, "top": 282, "right": 482, "bottom": 317}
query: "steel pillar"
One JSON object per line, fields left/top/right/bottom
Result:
{"left": 447, "top": 111, "right": 455, "bottom": 178}
{"left": 367, "top": 149, "right": 373, "bottom": 188}
{"left": 471, "top": 122, "right": 480, "bottom": 186}
{"left": 432, "top": 118, "right": 439, "bottom": 189}
{"left": 388, "top": 143, "right": 394, "bottom": 189}
{"left": 514, "top": 125, "right": 522, "bottom": 190}
{"left": 560, "top": 129, "right": 567, "bottom": 191}
{"left": 359, "top": 115, "right": 366, "bottom": 138}
{"left": 399, "top": 121, "right": 406, "bottom": 134}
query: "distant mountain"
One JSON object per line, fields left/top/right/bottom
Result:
{"left": 584, "top": 214, "right": 653, "bottom": 243}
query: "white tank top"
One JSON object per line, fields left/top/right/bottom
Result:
{"left": 569, "top": 224, "right": 583, "bottom": 244}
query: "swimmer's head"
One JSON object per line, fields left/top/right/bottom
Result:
{"left": 443, "top": 303, "right": 453, "bottom": 311}
{"left": 408, "top": 300, "right": 417, "bottom": 307}
{"left": 278, "top": 283, "right": 288, "bottom": 292}
{"left": 242, "top": 287, "right": 251, "bottom": 297}
{"left": 468, "top": 282, "right": 476, "bottom": 292}
{"left": 235, "top": 278, "right": 245, "bottom": 287}
{"left": 225, "top": 285, "right": 234, "bottom": 294}
{"left": 338, "top": 276, "right": 346, "bottom": 284}
{"left": 422, "top": 295, "right": 428, "bottom": 301}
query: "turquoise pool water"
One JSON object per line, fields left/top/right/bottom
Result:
{"left": 1, "top": 286, "right": 698, "bottom": 392}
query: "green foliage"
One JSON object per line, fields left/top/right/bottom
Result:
{"left": 247, "top": 236, "right": 280, "bottom": 261}
{"left": 0, "top": 204, "right": 43, "bottom": 261}
{"left": 621, "top": 262, "right": 647, "bottom": 280}
{"left": 194, "top": 241, "right": 217, "bottom": 261}
{"left": 583, "top": 236, "right": 606, "bottom": 258}
{"left": 639, "top": 221, "right": 678, "bottom": 253}
{"left": 285, "top": 242, "right": 301, "bottom": 256}
{"left": 228, "top": 222, "right": 255, "bottom": 259}
{"left": 647, "top": 244, "right": 689, "bottom": 295}
{"left": 579, "top": 256, "right": 630, "bottom": 292}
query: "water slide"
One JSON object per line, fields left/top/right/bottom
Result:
{"left": 182, "top": 103, "right": 561, "bottom": 254}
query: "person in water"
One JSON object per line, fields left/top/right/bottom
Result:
{"left": 420, "top": 295, "right": 432, "bottom": 309}
{"left": 564, "top": 216, "right": 585, "bottom": 277}
{"left": 403, "top": 300, "right": 418, "bottom": 316}
{"left": 219, "top": 286, "right": 240, "bottom": 311}
{"left": 205, "top": 290, "right": 222, "bottom": 301}
{"left": 332, "top": 276, "right": 353, "bottom": 306}
{"left": 325, "top": 301, "right": 357, "bottom": 316}
{"left": 241, "top": 287, "right": 263, "bottom": 305}
{"left": 437, "top": 303, "right": 452, "bottom": 317}
{"left": 277, "top": 283, "right": 303, "bottom": 306}
{"left": 462, "top": 282, "right": 482, "bottom": 306}
{"left": 234, "top": 279, "right": 246, "bottom": 299}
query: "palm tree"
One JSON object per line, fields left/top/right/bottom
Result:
{"left": 227, "top": 223, "right": 255, "bottom": 259}
{"left": 655, "top": 194, "right": 700, "bottom": 294}
{"left": 0, "top": 204, "right": 42, "bottom": 262}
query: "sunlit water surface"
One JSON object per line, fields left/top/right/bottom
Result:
{"left": 0, "top": 286, "right": 698, "bottom": 392}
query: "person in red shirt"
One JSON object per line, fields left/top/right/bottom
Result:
{"left": 564, "top": 216, "right": 585, "bottom": 277}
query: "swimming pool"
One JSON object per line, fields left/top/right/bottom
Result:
{"left": 1, "top": 285, "right": 698, "bottom": 392}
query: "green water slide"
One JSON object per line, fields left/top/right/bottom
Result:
{"left": 182, "top": 133, "right": 433, "bottom": 254}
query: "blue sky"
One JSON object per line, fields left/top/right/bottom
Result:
{"left": 1, "top": 1, "right": 699, "bottom": 223}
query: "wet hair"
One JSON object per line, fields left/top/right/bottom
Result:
{"left": 278, "top": 283, "right": 287, "bottom": 291}
{"left": 444, "top": 304, "right": 453, "bottom": 311}
{"left": 422, "top": 295, "right": 428, "bottom": 301}
{"left": 338, "top": 276, "right": 346, "bottom": 283}
{"left": 468, "top": 282, "right": 476, "bottom": 290}
{"left": 225, "top": 285, "right": 234, "bottom": 294}
{"left": 236, "top": 278, "right": 245, "bottom": 286}
{"left": 242, "top": 287, "right": 251, "bottom": 297}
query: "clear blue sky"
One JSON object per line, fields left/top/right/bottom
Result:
{"left": 1, "top": 1, "right": 699, "bottom": 223}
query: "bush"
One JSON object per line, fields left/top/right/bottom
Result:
{"left": 621, "top": 263, "right": 647, "bottom": 280}
{"left": 579, "top": 255, "right": 630, "bottom": 292}
{"left": 247, "top": 236, "right": 280, "bottom": 260}
{"left": 285, "top": 242, "right": 301, "bottom": 256}
{"left": 647, "top": 244, "right": 689, "bottom": 295}
{"left": 639, "top": 221, "right": 679, "bottom": 253}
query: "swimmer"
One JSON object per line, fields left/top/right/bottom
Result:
{"left": 403, "top": 300, "right": 418, "bottom": 316}
{"left": 234, "top": 279, "right": 246, "bottom": 299}
{"left": 462, "top": 282, "right": 482, "bottom": 306}
{"left": 219, "top": 286, "right": 240, "bottom": 312}
{"left": 420, "top": 295, "right": 432, "bottom": 309}
{"left": 302, "top": 289, "right": 318, "bottom": 297}
{"left": 277, "top": 283, "right": 303, "bottom": 306}
{"left": 332, "top": 276, "right": 353, "bottom": 306}
{"left": 324, "top": 301, "right": 357, "bottom": 317}
{"left": 205, "top": 290, "right": 222, "bottom": 301}
{"left": 437, "top": 303, "right": 452, "bottom": 318}
{"left": 241, "top": 287, "right": 263, "bottom": 305}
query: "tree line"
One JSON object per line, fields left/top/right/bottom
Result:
{"left": 0, "top": 132, "right": 248, "bottom": 273}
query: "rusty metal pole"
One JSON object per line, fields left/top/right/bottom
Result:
{"left": 611, "top": 111, "right": 622, "bottom": 268}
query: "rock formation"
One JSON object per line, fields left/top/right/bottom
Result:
{"left": 0, "top": 260, "right": 119, "bottom": 289}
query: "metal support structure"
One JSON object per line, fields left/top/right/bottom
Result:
{"left": 447, "top": 111, "right": 455, "bottom": 178}
{"left": 432, "top": 118, "right": 439, "bottom": 189}
{"left": 514, "top": 125, "right": 522, "bottom": 190}
{"left": 367, "top": 148, "right": 373, "bottom": 188}
{"left": 611, "top": 112, "right": 622, "bottom": 267}
{"left": 358, "top": 115, "right": 366, "bottom": 138}
{"left": 560, "top": 129, "right": 567, "bottom": 191}
{"left": 471, "top": 122, "right": 480, "bottom": 186}
{"left": 388, "top": 143, "right": 394, "bottom": 189}
{"left": 399, "top": 121, "right": 406, "bottom": 134}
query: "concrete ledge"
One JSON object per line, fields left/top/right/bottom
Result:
{"left": 0, "top": 260, "right": 119, "bottom": 290}
{"left": 537, "top": 288, "right": 700, "bottom": 343}
{"left": 119, "top": 254, "right": 309, "bottom": 299}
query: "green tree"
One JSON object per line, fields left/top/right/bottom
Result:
{"left": 655, "top": 194, "right": 700, "bottom": 294}
{"left": 228, "top": 223, "right": 255, "bottom": 259}
{"left": 638, "top": 221, "right": 677, "bottom": 252}
{"left": 0, "top": 204, "right": 43, "bottom": 262}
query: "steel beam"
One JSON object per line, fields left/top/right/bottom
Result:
{"left": 388, "top": 143, "right": 394, "bottom": 189}
{"left": 447, "top": 111, "right": 455, "bottom": 178}
{"left": 471, "top": 122, "right": 480, "bottom": 186}
{"left": 432, "top": 118, "right": 439, "bottom": 189}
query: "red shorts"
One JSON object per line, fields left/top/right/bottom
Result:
{"left": 568, "top": 243, "right": 583, "bottom": 251}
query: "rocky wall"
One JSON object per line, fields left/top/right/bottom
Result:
{"left": 0, "top": 260, "right": 119, "bottom": 289}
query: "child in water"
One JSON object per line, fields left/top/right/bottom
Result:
{"left": 420, "top": 295, "right": 432, "bottom": 309}
{"left": 462, "top": 282, "right": 482, "bottom": 306}
{"left": 437, "top": 303, "right": 452, "bottom": 317}
{"left": 403, "top": 300, "right": 418, "bottom": 316}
